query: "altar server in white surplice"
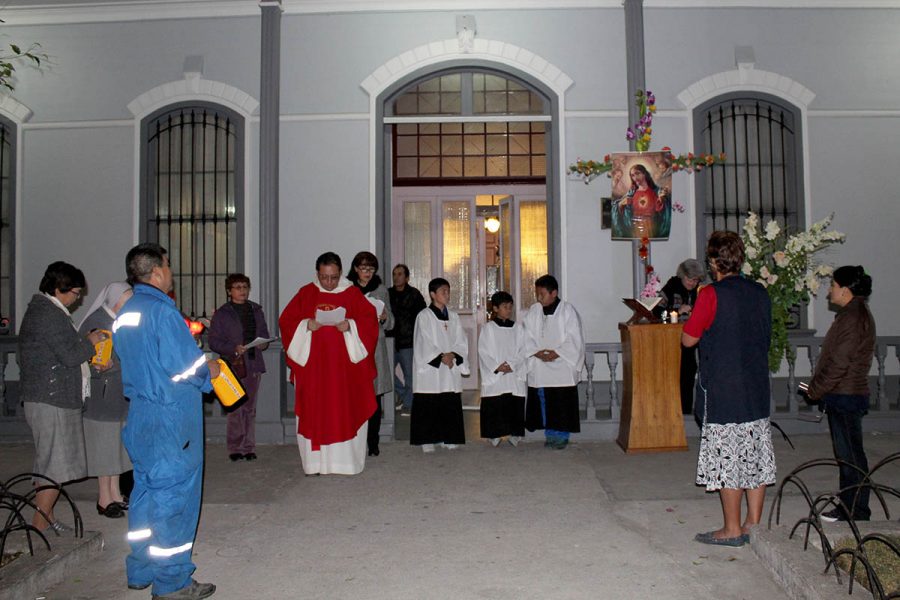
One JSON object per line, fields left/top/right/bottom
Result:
{"left": 410, "top": 277, "right": 469, "bottom": 453}
{"left": 478, "top": 291, "right": 527, "bottom": 448}
{"left": 521, "top": 274, "right": 585, "bottom": 450}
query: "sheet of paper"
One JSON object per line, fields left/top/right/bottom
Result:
{"left": 367, "top": 296, "right": 385, "bottom": 316}
{"left": 638, "top": 296, "right": 662, "bottom": 311}
{"left": 315, "top": 306, "right": 346, "bottom": 326}
{"left": 244, "top": 336, "right": 278, "bottom": 350}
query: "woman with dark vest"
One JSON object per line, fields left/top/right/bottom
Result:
{"left": 682, "top": 231, "right": 775, "bottom": 547}
{"left": 805, "top": 265, "right": 875, "bottom": 522}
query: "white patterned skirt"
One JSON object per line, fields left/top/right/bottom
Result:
{"left": 696, "top": 417, "right": 776, "bottom": 491}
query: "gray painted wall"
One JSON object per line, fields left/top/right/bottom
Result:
{"left": 5, "top": 6, "right": 898, "bottom": 352}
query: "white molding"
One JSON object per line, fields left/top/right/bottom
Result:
{"left": 676, "top": 66, "right": 815, "bottom": 110}
{"left": 0, "top": 95, "right": 34, "bottom": 124}
{"left": 0, "top": 96, "right": 31, "bottom": 329}
{"left": 361, "top": 37, "right": 572, "bottom": 293}
{"left": 127, "top": 77, "right": 258, "bottom": 250}
{"left": 361, "top": 38, "right": 573, "bottom": 98}
{"left": 5, "top": 0, "right": 900, "bottom": 25}
{"left": 676, "top": 66, "right": 816, "bottom": 320}
{"left": 127, "top": 77, "right": 259, "bottom": 120}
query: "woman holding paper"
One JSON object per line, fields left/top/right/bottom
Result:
{"left": 208, "top": 273, "right": 271, "bottom": 462}
{"left": 279, "top": 252, "right": 379, "bottom": 475}
{"left": 19, "top": 261, "right": 106, "bottom": 532}
{"left": 349, "top": 251, "right": 394, "bottom": 457}
{"left": 77, "top": 281, "right": 133, "bottom": 518}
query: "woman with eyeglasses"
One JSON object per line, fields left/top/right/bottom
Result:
{"left": 659, "top": 258, "right": 706, "bottom": 414}
{"left": 348, "top": 251, "right": 394, "bottom": 457}
{"left": 208, "top": 273, "right": 271, "bottom": 463}
{"left": 805, "top": 265, "right": 876, "bottom": 522}
{"left": 18, "top": 261, "right": 106, "bottom": 533}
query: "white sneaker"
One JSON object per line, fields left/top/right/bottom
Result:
{"left": 442, "top": 443, "right": 459, "bottom": 450}
{"left": 508, "top": 436, "right": 521, "bottom": 447}
{"left": 490, "top": 438, "right": 501, "bottom": 447}
{"left": 422, "top": 444, "right": 435, "bottom": 453}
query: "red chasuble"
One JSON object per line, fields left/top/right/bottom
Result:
{"left": 279, "top": 283, "right": 378, "bottom": 449}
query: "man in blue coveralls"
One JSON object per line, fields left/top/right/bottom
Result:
{"left": 113, "top": 243, "right": 220, "bottom": 600}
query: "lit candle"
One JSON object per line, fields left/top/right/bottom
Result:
{"left": 670, "top": 310, "right": 679, "bottom": 323}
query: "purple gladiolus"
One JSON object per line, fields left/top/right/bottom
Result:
{"left": 626, "top": 128, "right": 635, "bottom": 140}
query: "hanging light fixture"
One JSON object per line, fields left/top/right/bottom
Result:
{"left": 484, "top": 215, "right": 500, "bottom": 233}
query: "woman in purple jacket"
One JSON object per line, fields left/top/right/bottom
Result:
{"left": 209, "top": 273, "right": 271, "bottom": 462}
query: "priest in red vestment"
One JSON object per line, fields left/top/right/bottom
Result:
{"left": 279, "top": 252, "right": 379, "bottom": 475}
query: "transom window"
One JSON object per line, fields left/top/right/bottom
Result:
{"left": 392, "top": 72, "right": 545, "bottom": 117}
{"left": 389, "top": 70, "right": 549, "bottom": 185}
{"left": 394, "top": 121, "right": 546, "bottom": 182}
{"left": 141, "top": 103, "right": 243, "bottom": 318}
{"left": 0, "top": 116, "right": 14, "bottom": 326}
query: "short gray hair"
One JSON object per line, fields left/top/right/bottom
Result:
{"left": 676, "top": 259, "right": 706, "bottom": 282}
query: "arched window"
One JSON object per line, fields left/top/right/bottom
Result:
{"left": 0, "top": 115, "right": 15, "bottom": 325}
{"left": 693, "top": 92, "right": 806, "bottom": 328}
{"left": 141, "top": 102, "right": 244, "bottom": 318}
{"left": 390, "top": 70, "right": 549, "bottom": 185}
{"left": 693, "top": 93, "right": 804, "bottom": 246}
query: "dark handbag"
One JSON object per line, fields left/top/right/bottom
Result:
{"left": 228, "top": 355, "right": 247, "bottom": 379}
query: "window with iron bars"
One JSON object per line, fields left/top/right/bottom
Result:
{"left": 0, "top": 116, "right": 14, "bottom": 328}
{"left": 693, "top": 93, "right": 806, "bottom": 328}
{"left": 141, "top": 103, "right": 243, "bottom": 319}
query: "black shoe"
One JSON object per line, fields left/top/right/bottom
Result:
{"left": 229, "top": 453, "right": 243, "bottom": 462}
{"left": 368, "top": 447, "right": 380, "bottom": 456}
{"left": 97, "top": 502, "right": 125, "bottom": 519}
{"left": 128, "top": 582, "right": 151, "bottom": 590}
{"left": 820, "top": 508, "right": 846, "bottom": 522}
{"left": 243, "top": 452, "right": 257, "bottom": 461}
{"left": 151, "top": 579, "right": 216, "bottom": 599}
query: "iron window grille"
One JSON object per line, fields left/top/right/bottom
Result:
{"left": 0, "top": 116, "right": 14, "bottom": 328}
{"left": 694, "top": 93, "right": 806, "bottom": 328}
{"left": 141, "top": 103, "right": 243, "bottom": 319}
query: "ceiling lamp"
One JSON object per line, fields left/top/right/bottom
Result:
{"left": 484, "top": 216, "right": 500, "bottom": 233}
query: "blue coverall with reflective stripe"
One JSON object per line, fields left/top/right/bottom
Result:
{"left": 113, "top": 283, "right": 212, "bottom": 596}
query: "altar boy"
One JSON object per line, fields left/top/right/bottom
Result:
{"left": 410, "top": 278, "right": 469, "bottom": 452}
{"left": 478, "top": 291, "right": 527, "bottom": 447}
{"left": 521, "top": 275, "right": 585, "bottom": 449}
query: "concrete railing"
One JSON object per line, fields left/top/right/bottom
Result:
{"left": 2, "top": 333, "right": 899, "bottom": 440}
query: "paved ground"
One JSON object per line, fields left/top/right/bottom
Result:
{"left": 2, "top": 430, "right": 898, "bottom": 600}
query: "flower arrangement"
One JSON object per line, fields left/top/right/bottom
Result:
{"left": 740, "top": 212, "right": 845, "bottom": 372}
{"left": 640, "top": 269, "right": 660, "bottom": 299}
{"left": 568, "top": 89, "right": 727, "bottom": 184}
{"left": 627, "top": 89, "right": 655, "bottom": 152}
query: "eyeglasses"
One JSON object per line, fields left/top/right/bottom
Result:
{"left": 357, "top": 266, "right": 376, "bottom": 273}
{"left": 68, "top": 289, "right": 82, "bottom": 299}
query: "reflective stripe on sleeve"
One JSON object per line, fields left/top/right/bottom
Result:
{"left": 148, "top": 542, "right": 193, "bottom": 557}
{"left": 172, "top": 356, "right": 207, "bottom": 382}
{"left": 127, "top": 528, "right": 152, "bottom": 541}
{"left": 112, "top": 312, "right": 142, "bottom": 333}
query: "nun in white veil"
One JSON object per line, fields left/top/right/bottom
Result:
{"left": 77, "top": 281, "right": 133, "bottom": 518}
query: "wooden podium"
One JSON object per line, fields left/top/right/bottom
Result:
{"left": 617, "top": 322, "right": 688, "bottom": 453}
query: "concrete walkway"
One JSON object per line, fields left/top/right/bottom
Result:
{"left": 2, "top": 431, "right": 898, "bottom": 600}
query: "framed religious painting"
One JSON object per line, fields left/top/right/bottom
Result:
{"left": 609, "top": 151, "right": 673, "bottom": 240}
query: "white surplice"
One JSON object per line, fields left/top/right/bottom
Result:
{"left": 412, "top": 308, "right": 469, "bottom": 394}
{"left": 520, "top": 300, "right": 585, "bottom": 388}
{"left": 478, "top": 321, "right": 527, "bottom": 398}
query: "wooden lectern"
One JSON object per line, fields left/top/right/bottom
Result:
{"left": 617, "top": 322, "right": 688, "bottom": 453}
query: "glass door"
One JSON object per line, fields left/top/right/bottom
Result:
{"left": 391, "top": 186, "right": 547, "bottom": 392}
